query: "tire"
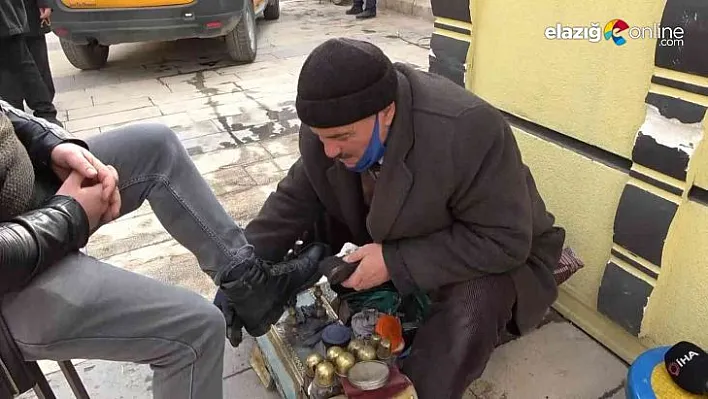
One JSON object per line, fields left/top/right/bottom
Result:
{"left": 59, "top": 39, "right": 109, "bottom": 70}
{"left": 263, "top": 0, "right": 280, "bottom": 20}
{"left": 225, "top": 0, "right": 257, "bottom": 63}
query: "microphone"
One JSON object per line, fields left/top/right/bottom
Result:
{"left": 664, "top": 341, "right": 708, "bottom": 395}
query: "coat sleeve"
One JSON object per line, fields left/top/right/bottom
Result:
{"left": 382, "top": 105, "right": 533, "bottom": 295}
{"left": 245, "top": 157, "right": 325, "bottom": 262}
{"left": 0, "top": 195, "right": 90, "bottom": 295}
{"left": 1, "top": 99, "right": 87, "bottom": 168}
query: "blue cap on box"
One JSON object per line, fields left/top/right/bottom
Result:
{"left": 321, "top": 324, "right": 352, "bottom": 346}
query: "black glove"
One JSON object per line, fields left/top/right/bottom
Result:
{"left": 213, "top": 288, "right": 244, "bottom": 347}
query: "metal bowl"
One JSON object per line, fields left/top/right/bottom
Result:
{"left": 305, "top": 352, "right": 324, "bottom": 378}
{"left": 334, "top": 351, "right": 356, "bottom": 377}
{"left": 347, "top": 360, "right": 390, "bottom": 391}
{"left": 347, "top": 338, "right": 365, "bottom": 354}
{"left": 326, "top": 346, "right": 344, "bottom": 362}
{"left": 315, "top": 361, "right": 336, "bottom": 387}
{"left": 357, "top": 344, "right": 377, "bottom": 361}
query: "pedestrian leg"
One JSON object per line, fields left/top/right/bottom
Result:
{"left": 26, "top": 35, "right": 56, "bottom": 101}
{"left": 0, "top": 35, "right": 58, "bottom": 124}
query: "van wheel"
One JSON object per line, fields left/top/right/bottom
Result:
{"left": 263, "top": 0, "right": 280, "bottom": 20}
{"left": 60, "top": 39, "right": 109, "bottom": 70}
{"left": 226, "top": 0, "right": 257, "bottom": 63}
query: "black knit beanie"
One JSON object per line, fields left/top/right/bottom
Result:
{"left": 296, "top": 38, "right": 398, "bottom": 128}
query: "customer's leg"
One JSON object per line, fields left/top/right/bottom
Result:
{"left": 1, "top": 252, "right": 225, "bottom": 399}
{"left": 85, "top": 123, "right": 253, "bottom": 284}
{"left": 0, "top": 35, "right": 57, "bottom": 122}
{"left": 400, "top": 274, "right": 516, "bottom": 399}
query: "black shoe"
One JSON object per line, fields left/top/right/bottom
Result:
{"left": 346, "top": 5, "right": 363, "bottom": 14}
{"left": 356, "top": 8, "right": 376, "bottom": 18}
{"left": 219, "top": 243, "right": 328, "bottom": 337}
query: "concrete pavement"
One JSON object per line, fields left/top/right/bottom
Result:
{"left": 17, "top": 0, "right": 628, "bottom": 397}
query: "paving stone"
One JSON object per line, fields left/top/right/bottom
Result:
{"left": 223, "top": 335, "right": 257, "bottom": 378}
{"left": 101, "top": 239, "right": 217, "bottom": 298}
{"left": 245, "top": 159, "right": 286, "bottom": 185}
{"left": 148, "top": 83, "right": 238, "bottom": 106}
{"left": 201, "top": 165, "right": 257, "bottom": 197}
{"left": 223, "top": 368, "right": 280, "bottom": 399}
{"left": 88, "top": 212, "right": 171, "bottom": 260}
{"left": 262, "top": 133, "right": 300, "bottom": 157}
{"left": 66, "top": 106, "right": 162, "bottom": 132}
{"left": 54, "top": 89, "right": 93, "bottom": 109}
{"left": 173, "top": 119, "right": 224, "bottom": 140}
{"left": 163, "top": 71, "right": 242, "bottom": 93}
{"left": 463, "top": 322, "right": 628, "bottom": 399}
{"left": 191, "top": 143, "right": 271, "bottom": 175}
{"left": 98, "top": 112, "right": 194, "bottom": 133}
{"left": 158, "top": 91, "right": 251, "bottom": 115}
{"left": 17, "top": 360, "right": 153, "bottom": 399}
{"left": 182, "top": 132, "right": 243, "bottom": 156}
{"left": 88, "top": 80, "right": 170, "bottom": 105}
{"left": 187, "top": 100, "right": 267, "bottom": 123}
{"left": 67, "top": 97, "right": 154, "bottom": 120}
{"left": 273, "top": 153, "right": 301, "bottom": 171}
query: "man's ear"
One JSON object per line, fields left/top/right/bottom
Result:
{"left": 383, "top": 102, "right": 396, "bottom": 126}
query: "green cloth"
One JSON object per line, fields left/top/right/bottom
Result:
{"left": 339, "top": 284, "right": 431, "bottom": 327}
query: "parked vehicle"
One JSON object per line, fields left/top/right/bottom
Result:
{"left": 49, "top": 0, "right": 280, "bottom": 70}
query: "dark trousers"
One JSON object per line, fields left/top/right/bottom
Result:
{"left": 400, "top": 274, "right": 516, "bottom": 399}
{"left": 352, "top": 0, "right": 376, "bottom": 10}
{"left": 0, "top": 34, "right": 57, "bottom": 120}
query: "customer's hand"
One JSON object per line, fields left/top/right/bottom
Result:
{"left": 56, "top": 171, "right": 109, "bottom": 231}
{"left": 341, "top": 243, "right": 390, "bottom": 291}
{"left": 213, "top": 288, "right": 244, "bottom": 347}
{"left": 39, "top": 7, "right": 52, "bottom": 20}
{"left": 51, "top": 143, "right": 121, "bottom": 221}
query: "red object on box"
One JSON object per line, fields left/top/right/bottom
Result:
{"left": 340, "top": 366, "right": 412, "bottom": 398}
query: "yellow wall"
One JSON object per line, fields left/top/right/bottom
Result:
{"left": 512, "top": 129, "right": 627, "bottom": 308}
{"left": 642, "top": 200, "right": 708, "bottom": 349}
{"left": 468, "top": 0, "right": 665, "bottom": 158}
{"left": 691, "top": 118, "right": 708, "bottom": 190}
{"left": 463, "top": 0, "right": 708, "bottom": 360}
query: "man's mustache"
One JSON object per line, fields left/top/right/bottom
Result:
{"left": 334, "top": 153, "right": 354, "bottom": 161}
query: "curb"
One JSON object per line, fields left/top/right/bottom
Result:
{"left": 378, "top": 0, "right": 434, "bottom": 21}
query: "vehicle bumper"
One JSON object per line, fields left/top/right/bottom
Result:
{"left": 50, "top": 0, "right": 245, "bottom": 45}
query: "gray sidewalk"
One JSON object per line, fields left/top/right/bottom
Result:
{"left": 18, "top": 0, "right": 628, "bottom": 397}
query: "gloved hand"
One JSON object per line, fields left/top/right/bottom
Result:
{"left": 213, "top": 288, "right": 244, "bottom": 347}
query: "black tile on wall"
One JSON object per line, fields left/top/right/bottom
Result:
{"left": 613, "top": 185, "right": 678, "bottom": 266}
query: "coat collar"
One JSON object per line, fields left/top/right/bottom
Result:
{"left": 326, "top": 70, "right": 415, "bottom": 241}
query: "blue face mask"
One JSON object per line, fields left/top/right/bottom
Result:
{"left": 347, "top": 115, "right": 386, "bottom": 173}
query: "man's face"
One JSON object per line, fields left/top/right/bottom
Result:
{"left": 311, "top": 103, "right": 396, "bottom": 168}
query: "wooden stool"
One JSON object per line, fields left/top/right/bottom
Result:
{"left": 0, "top": 312, "right": 90, "bottom": 399}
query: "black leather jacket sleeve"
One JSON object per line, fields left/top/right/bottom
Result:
{"left": 0, "top": 100, "right": 91, "bottom": 295}
{"left": 1, "top": 99, "right": 88, "bottom": 168}
{"left": 0, "top": 196, "right": 89, "bottom": 295}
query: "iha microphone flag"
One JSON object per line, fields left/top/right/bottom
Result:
{"left": 664, "top": 341, "right": 708, "bottom": 395}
